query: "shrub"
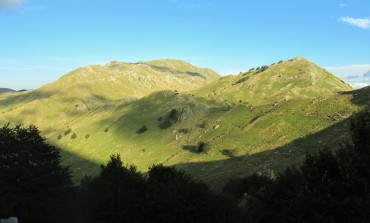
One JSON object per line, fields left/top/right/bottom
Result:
{"left": 197, "top": 121, "right": 206, "bottom": 128}
{"left": 57, "top": 134, "right": 62, "bottom": 140}
{"left": 234, "top": 77, "right": 249, "bottom": 85}
{"left": 168, "top": 109, "right": 179, "bottom": 121}
{"left": 221, "top": 149, "right": 236, "bottom": 157}
{"left": 197, "top": 141, "right": 207, "bottom": 153}
{"left": 178, "top": 128, "right": 190, "bottom": 134}
{"left": 182, "top": 141, "right": 208, "bottom": 153}
{"left": 104, "top": 127, "right": 109, "bottom": 132}
{"left": 256, "top": 65, "right": 269, "bottom": 74}
{"left": 64, "top": 129, "right": 72, "bottom": 136}
{"left": 85, "top": 134, "right": 90, "bottom": 139}
{"left": 71, "top": 133, "right": 77, "bottom": 139}
{"left": 136, "top": 125, "right": 148, "bottom": 134}
{"left": 159, "top": 119, "right": 172, "bottom": 129}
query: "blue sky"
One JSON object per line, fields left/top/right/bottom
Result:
{"left": 1, "top": 0, "right": 369, "bottom": 89}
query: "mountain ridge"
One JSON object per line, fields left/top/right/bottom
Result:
{"left": 0, "top": 56, "right": 367, "bottom": 188}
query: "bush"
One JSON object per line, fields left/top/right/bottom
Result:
{"left": 256, "top": 65, "right": 269, "bottom": 73}
{"left": 197, "top": 121, "right": 206, "bottom": 128}
{"left": 178, "top": 128, "right": 190, "bottom": 134}
{"left": 136, "top": 125, "right": 148, "bottom": 134}
{"left": 182, "top": 141, "right": 208, "bottom": 153}
{"left": 104, "top": 127, "right": 109, "bottom": 132}
{"left": 221, "top": 149, "right": 236, "bottom": 158}
{"left": 168, "top": 109, "right": 179, "bottom": 121}
{"left": 85, "top": 134, "right": 90, "bottom": 139}
{"left": 57, "top": 134, "right": 62, "bottom": 140}
{"left": 234, "top": 76, "right": 249, "bottom": 85}
{"left": 197, "top": 141, "right": 207, "bottom": 153}
{"left": 71, "top": 132, "right": 77, "bottom": 139}
{"left": 64, "top": 128, "right": 72, "bottom": 136}
{"left": 159, "top": 119, "right": 172, "bottom": 129}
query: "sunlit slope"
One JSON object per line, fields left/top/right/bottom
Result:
{"left": 1, "top": 57, "right": 367, "bottom": 189}
{"left": 194, "top": 57, "right": 352, "bottom": 105}
{"left": 51, "top": 88, "right": 367, "bottom": 187}
{"left": 0, "top": 59, "right": 220, "bottom": 129}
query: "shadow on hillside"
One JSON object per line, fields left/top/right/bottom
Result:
{"left": 58, "top": 148, "right": 101, "bottom": 183}
{"left": 172, "top": 88, "right": 370, "bottom": 190}
{"left": 145, "top": 64, "right": 207, "bottom": 79}
{"left": 43, "top": 87, "right": 370, "bottom": 188}
{"left": 0, "top": 89, "right": 61, "bottom": 108}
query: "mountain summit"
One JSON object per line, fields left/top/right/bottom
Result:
{"left": 54, "top": 59, "right": 220, "bottom": 101}
{"left": 195, "top": 57, "right": 352, "bottom": 105}
{"left": 0, "top": 57, "right": 365, "bottom": 188}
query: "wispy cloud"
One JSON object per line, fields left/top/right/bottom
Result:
{"left": 325, "top": 64, "right": 370, "bottom": 89}
{"left": 340, "top": 17, "right": 370, "bottom": 29}
{"left": 363, "top": 71, "right": 370, "bottom": 77}
{"left": 339, "top": 3, "right": 347, "bottom": 8}
{"left": 0, "top": 59, "right": 63, "bottom": 71}
{"left": 0, "top": 0, "right": 27, "bottom": 10}
{"left": 350, "top": 82, "right": 370, "bottom": 89}
{"left": 325, "top": 64, "right": 370, "bottom": 77}
{"left": 347, "top": 75, "right": 359, "bottom": 79}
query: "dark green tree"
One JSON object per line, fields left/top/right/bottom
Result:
{"left": 80, "top": 154, "right": 146, "bottom": 223}
{"left": 0, "top": 124, "right": 74, "bottom": 223}
{"left": 222, "top": 110, "right": 370, "bottom": 223}
{"left": 145, "top": 165, "right": 239, "bottom": 223}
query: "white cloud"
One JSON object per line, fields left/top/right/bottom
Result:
{"left": 340, "top": 17, "right": 370, "bottom": 29}
{"left": 363, "top": 70, "right": 370, "bottom": 77}
{"left": 325, "top": 64, "right": 370, "bottom": 77}
{"left": 339, "top": 3, "right": 347, "bottom": 7}
{"left": 325, "top": 64, "right": 370, "bottom": 89}
{"left": 349, "top": 82, "right": 370, "bottom": 89}
{"left": 0, "top": 0, "right": 27, "bottom": 10}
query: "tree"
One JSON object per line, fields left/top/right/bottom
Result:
{"left": 80, "top": 154, "right": 146, "bottom": 223}
{"left": 0, "top": 124, "right": 74, "bottom": 223}
{"left": 222, "top": 110, "right": 370, "bottom": 223}
{"left": 145, "top": 165, "right": 239, "bottom": 223}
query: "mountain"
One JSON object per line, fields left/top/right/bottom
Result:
{"left": 0, "top": 59, "right": 219, "bottom": 131}
{"left": 194, "top": 57, "right": 352, "bottom": 105}
{"left": 0, "top": 88, "right": 16, "bottom": 94}
{"left": 1, "top": 57, "right": 368, "bottom": 189}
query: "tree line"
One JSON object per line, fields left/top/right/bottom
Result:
{"left": 1, "top": 110, "right": 370, "bottom": 222}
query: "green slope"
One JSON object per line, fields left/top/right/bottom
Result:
{"left": 0, "top": 88, "right": 17, "bottom": 94}
{"left": 194, "top": 57, "right": 352, "bottom": 105}
{"left": 1, "top": 57, "right": 368, "bottom": 189}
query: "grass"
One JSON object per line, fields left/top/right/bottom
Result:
{"left": 0, "top": 56, "right": 367, "bottom": 189}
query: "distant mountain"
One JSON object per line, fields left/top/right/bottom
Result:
{"left": 0, "top": 88, "right": 16, "bottom": 93}
{"left": 0, "top": 57, "right": 367, "bottom": 189}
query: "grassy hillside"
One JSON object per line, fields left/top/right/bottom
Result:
{"left": 1, "top": 57, "right": 368, "bottom": 189}
{"left": 0, "top": 88, "right": 17, "bottom": 94}
{"left": 194, "top": 57, "right": 352, "bottom": 105}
